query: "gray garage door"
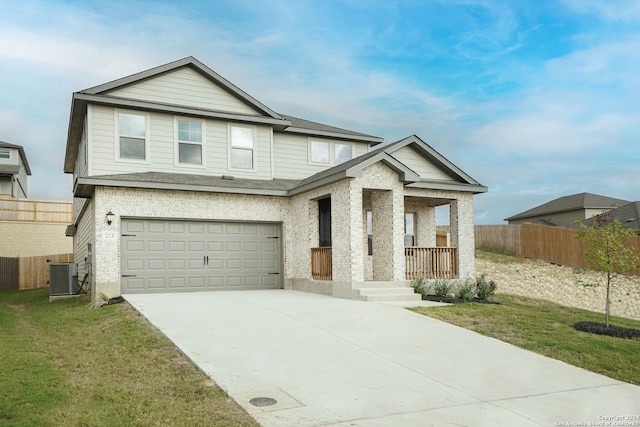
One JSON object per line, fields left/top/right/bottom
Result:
{"left": 121, "top": 219, "right": 282, "bottom": 293}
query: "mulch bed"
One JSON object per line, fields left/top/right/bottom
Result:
{"left": 573, "top": 321, "right": 640, "bottom": 339}
{"left": 421, "top": 295, "right": 500, "bottom": 305}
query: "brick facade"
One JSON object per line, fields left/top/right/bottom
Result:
{"left": 81, "top": 162, "right": 479, "bottom": 300}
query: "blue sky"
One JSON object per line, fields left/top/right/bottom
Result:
{"left": 1, "top": 0, "right": 638, "bottom": 224}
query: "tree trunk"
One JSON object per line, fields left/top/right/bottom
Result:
{"left": 605, "top": 271, "right": 611, "bottom": 328}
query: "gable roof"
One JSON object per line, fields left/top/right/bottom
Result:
{"left": 0, "top": 140, "right": 31, "bottom": 175}
{"left": 289, "top": 135, "right": 486, "bottom": 196}
{"left": 505, "top": 192, "right": 630, "bottom": 222}
{"left": 64, "top": 57, "right": 382, "bottom": 173}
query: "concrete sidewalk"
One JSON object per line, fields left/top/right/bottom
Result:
{"left": 125, "top": 290, "right": 640, "bottom": 426}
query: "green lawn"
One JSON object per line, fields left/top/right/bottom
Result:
{"left": 410, "top": 294, "right": 640, "bottom": 385}
{"left": 0, "top": 288, "right": 258, "bottom": 427}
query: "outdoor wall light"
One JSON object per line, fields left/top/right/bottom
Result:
{"left": 106, "top": 210, "right": 114, "bottom": 226}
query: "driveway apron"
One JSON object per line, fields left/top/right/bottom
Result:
{"left": 125, "top": 290, "right": 640, "bottom": 427}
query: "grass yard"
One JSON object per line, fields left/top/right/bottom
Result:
{"left": 0, "top": 288, "right": 258, "bottom": 427}
{"left": 410, "top": 294, "right": 640, "bottom": 385}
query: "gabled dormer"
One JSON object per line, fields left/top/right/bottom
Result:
{"left": 0, "top": 141, "right": 31, "bottom": 198}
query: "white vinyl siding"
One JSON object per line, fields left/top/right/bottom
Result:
{"left": 107, "top": 67, "right": 260, "bottom": 116}
{"left": 88, "top": 105, "right": 272, "bottom": 179}
{"left": 392, "top": 146, "right": 456, "bottom": 181}
{"left": 272, "top": 134, "right": 369, "bottom": 180}
{"left": 73, "top": 198, "right": 95, "bottom": 289}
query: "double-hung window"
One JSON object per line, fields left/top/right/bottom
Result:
{"left": 117, "top": 111, "right": 148, "bottom": 161}
{"left": 176, "top": 119, "right": 204, "bottom": 166}
{"left": 335, "top": 143, "right": 352, "bottom": 164}
{"left": 0, "top": 148, "right": 10, "bottom": 159}
{"left": 230, "top": 125, "right": 255, "bottom": 170}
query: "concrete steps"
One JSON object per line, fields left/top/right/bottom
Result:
{"left": 353, "top": 284, "right": 421, "bottom": 302}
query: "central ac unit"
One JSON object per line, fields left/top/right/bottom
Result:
{"left": 50, "top": 262, "right": 79, "bottom": 296}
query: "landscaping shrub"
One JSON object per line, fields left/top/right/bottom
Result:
{"left": 475, "top": 274, "right": 497, "bottom": 300}
{"left": 433, "top": 279, "right": 454, "bottom": 299}
{"left": 457, "top": 279, "right": 476, "bottom": 301}
{"left": 410, "top": 274, "right": 432, "bottom": 296}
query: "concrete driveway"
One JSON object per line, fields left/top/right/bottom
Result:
{"left": 125, "top": 290, "right": 640, "bottom": 426}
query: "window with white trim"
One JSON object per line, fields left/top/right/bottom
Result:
{"left": 176, "top": 119, "right": 204, "bottom": 165}
{"left": 309, "top": 140, "right": 353, "bottom": 165}
{"left": 117, "top": 111, "right": 148, "bottom": 161}
{"left": 0, "top": 148, "right": 10, "bottom": 159}
{"left": 405, "top": 212, "right": 416, "bottom": 247}
{"left": 229, "top": 125, "right": 255, "bottom": 170}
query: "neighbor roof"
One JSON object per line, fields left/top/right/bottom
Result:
{"left": 583, "top": 201, "right": 640, "bottom": 230}
{"left": 0, "top": 140, "right": 32, "bottom": 175}
{"left": 505, "top": 192, "right": 630, "bottom": 222}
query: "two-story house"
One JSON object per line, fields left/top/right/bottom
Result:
{"left": 63, "top": 57, "right": 487, "bottom": 302}
{"left": 0, "top": 141, "right": 30, "bottom": 198}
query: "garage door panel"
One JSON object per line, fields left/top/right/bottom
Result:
{"left": 121, "top": 219, "right": 282, "bottom": 293}
{"left": 148, "top": 222, "right": 167, "bottom": 233}
{"left": 169, "top": 241, "right": 186, "bottom": 251}
{"left": 168, "top": 222, "right": 185, "bottom": 233}
{"left": 149, "top": 277, "right": 167, "bottom": 289}
{"left": 169, "top": 277, "right": 186, "bottom": 288}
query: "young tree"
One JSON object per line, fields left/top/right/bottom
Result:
{"left": 576, "top": 214, "right": 640, "bottom": 327}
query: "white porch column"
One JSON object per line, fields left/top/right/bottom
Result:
{"left": 450, "top": 194, "right": 475, "bottom": 279}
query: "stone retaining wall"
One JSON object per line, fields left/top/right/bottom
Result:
{"left": 476, "top": 257, "right": 640, "bottom": 321}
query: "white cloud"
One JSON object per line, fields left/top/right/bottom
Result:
{"left": 562, "top": 0, "right": 640, "bottom": 22}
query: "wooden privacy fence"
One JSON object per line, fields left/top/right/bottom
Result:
{"left": 405, "top": 247, "right": 458, "bottom": 279}
{"left": 0, "top": 253, "right": 74, "bottom": 290}
{"left": 0, "top": 197, "right": 73, "bottom": 223}
{"left": 475, "top": 225, "right": 522, "bottom": 256}
{"left": 476, "top": 224, "right": 640, "bottom": 276}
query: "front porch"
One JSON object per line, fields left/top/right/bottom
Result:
{"left": 311, "top": 246, "right": 458, "bottom": 281}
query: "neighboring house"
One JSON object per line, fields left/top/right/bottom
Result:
{"left": 583, "top": 201, "right": 640, "bottom": 232}
{"left": 505, "top": 192, "right": 630, "bottom": 227}
{"left": 63, "top": 57, "right": 487, "bottom": 301}
{"left": 0, "top": 141, "right": 31, "bottom": 198}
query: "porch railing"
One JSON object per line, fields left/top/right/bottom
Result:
{"left": 311, "top": 247, "right": 332, "bottom": 280}
{"left": 405, "top": 247, "right": 458, "bottom": 279}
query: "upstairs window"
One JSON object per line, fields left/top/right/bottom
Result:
{"left": 230, "top": 125, "right": 255, "bottom": 170}
{"left": 309, "top": 140, "right": 353, "bottom": 165}
{"left": 176, "top": 119, "right": 204, "bottom": 165}
{"left": 117, "top": 112, "right": 147, "bottom": 161}
{"left": 0, "top": 148, "right": 9, "bottom": 159}
{"left": 310, "top": 141, "right": 330, "bottom": 164}
{"left": 335, "top": 143, "right": 352, "bottom": 164}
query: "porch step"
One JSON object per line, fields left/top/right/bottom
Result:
{"left": 353, "top": 286, "right": 422, "bottom": 302}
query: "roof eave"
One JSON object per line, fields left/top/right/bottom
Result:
{"left": 282, "top": 126, "right": 384, "bottom": 144}
{"left": 406, "top": 180, "right": 488, "bottom": 194}
{"left": 74, "top": 177, "right": 291, "bottom": 198}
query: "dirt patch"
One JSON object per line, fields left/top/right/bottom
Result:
{"left": 7, "top": 304, "right": 26, "bottom": 312}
